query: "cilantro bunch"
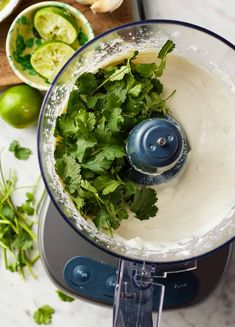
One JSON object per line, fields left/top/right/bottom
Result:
{"left": 0, "top": 159, "right": 40, "bottom": 278}
{"left": 54, "top": 40, "right": 175, "bottom": 233}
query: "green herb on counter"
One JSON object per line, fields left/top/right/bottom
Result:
{"left": 54, "top": 40, "right": 175, "bottom": 233}
{"left": 33, "top": 305, "right": 55, "bottom": 325}
{"left": 56, "top": 290, "right": 75, "bottom": 302}
{"left": 9, "top": 140, "right": 32, "bottom": 160}
{"left": 0, "top": 159, "right": 40, "bottom": 278}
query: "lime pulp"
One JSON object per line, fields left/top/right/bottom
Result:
{"left": 30, "top": 41, "right": 75, "bottom": 80}
{"left": 34, "top": 7, "right": 78, "bottom": 45}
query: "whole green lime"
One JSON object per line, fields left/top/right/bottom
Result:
{"left": 0, "top": 85, "right": 43, "bottom": 128}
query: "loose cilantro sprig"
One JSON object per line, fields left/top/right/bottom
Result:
{"left": 33, "top": 305, "right": 55, "bottom": 325}
{"left": 56, "top": 290, "right": 75, "bottom": 302}
{"left": 54, "top": 40, "right": 175, "bottom": 233}
{"left": 0, "top": 158, "right": 40, "bottom": 278}
{"left": 9, "top": 140, "right": 32, "bottom": 160}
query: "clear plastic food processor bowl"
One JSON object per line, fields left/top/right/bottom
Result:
{"left": 38, "top": 21, "right": 235, "bottom": 327}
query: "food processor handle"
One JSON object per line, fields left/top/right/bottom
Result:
{"left": 113, "top": 260, "right": 165, "bottom": 327}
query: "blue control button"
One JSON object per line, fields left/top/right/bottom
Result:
{"left": 73, "top": 265, "right": 91, "bottom": 284}
{"left": 64, "top": 257, "right": 116, "bottom": 304}
{"left": 105, "top": 275, "right": 116, "bottom": 291}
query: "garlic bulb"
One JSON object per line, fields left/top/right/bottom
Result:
{"left": 91, "top": 0, "right": 124, "bottom": 13}
{"left": 75, "top": 0, "right": 124, "bottom": 13}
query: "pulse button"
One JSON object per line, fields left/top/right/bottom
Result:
{"left": 73, "top": 265, "right": 91, "bottom": 284}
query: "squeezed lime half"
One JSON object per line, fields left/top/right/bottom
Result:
{"left": 30, "top": 41, "right": 75, "bottom": 80}
{"left": 34, "top": 7, "right": 78, "bottom": 44}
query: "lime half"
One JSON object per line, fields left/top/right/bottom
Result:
{"left": 31, "top": 41, "right": 75, "bottom": 80}
{"left": 34, "top": 7, "right": 78, "bottom": 44}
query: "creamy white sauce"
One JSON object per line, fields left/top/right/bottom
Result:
{"left": 114, "top": 54, "right": 235, "bottom": 249}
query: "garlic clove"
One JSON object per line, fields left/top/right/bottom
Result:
{"left": 75, "top": 0, "right": 96, "bottom": 5}
{"left": 91, "top": 0, "right": 124, "bottom": 13}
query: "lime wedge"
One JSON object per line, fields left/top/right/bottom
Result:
{"left": 34, "top": 7, "right": 78, "bottom": 44}
{"left": 30, "top": 41, "right": 75, "bottom": 80}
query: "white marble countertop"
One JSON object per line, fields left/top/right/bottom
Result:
{"left": 0, "top": 0, "right": 235, "bottom": 326}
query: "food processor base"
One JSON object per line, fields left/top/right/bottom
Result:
{"left": 38, "top": 196, "right": 232, "bottom": 309}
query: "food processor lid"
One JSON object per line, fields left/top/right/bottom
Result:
{"left": 38, "top": 20, "right": 235, "bottom": 265}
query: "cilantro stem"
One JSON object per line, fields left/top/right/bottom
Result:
{"left": 95, "top": 66, "right": 129, "bottom": 92}
{"left": 3, "top": 248, "right": 8, "bottom": 269}
{"left": 25, "top": 253, "right": 37, "bottom": 279}
{"left": 19, "top": 265, "right": 25, "bottom": 279}
{"left": 106, "top": 219, "right": 113, "bottom": 237}
{"left": 116, "top": 174, "right": 125, "bottom": 185}
{"left": 30, "top": 254, "right": 40, "bottom": 266}
{"left": 0, "top": 219, "right": 19, "bottom": 234}
{"left": 0, "top": 239, "right": 9, "bottom": 250}
{"left": 35, "top": 188, "right": 46, "bottom": 214}
{"left": 18, "top": 220, "right": 36, "bottom": 240}
{"left": 164, "top": 89, "right": 176, "bottom": 102}
{"left": 26, "top": 261, "right": 37, "bottom": 279}
{"left": 0, "top": 241, "right": 15, "bottom": 258}
{"left": 0, "top": 159, "right": 7, "bottom": 188}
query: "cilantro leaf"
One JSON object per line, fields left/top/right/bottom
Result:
{"left": 94, "top": 207, "right": 110, "bottom": 230}
{"left": 154, "top": 40, "right": 176, "bottom": 77}
{"left": 106, "top": 91, "right": 127, "bottom": 109}
{"left": 9, "top": 140, "right": 32, "bottom": 160}
{"left": 152, "top": 79, "right": 163, "bottom": 95}
{"left": 55, "top": 155, "right": 81, "bottom": 193}
{"left": 33, "top": 305, "right": 55, "bottom": 325}
{"left": 81, "top": 180, "right": 98, "bottom": 195}
{"left": 109, "top": 65, "right": 131, "bottom": 81}
{"left": 75, "top": 72, "right": 97, "bottom": 94}
{"left": 158, "top": 40, "right": 175, "bottom": 60}
{"left": 73, "top": 137, "right": 96, "bottom": 162}
{"left": 125, "top": 181, "right": 136, "bottom": 195}
{"left": 11, "top": 231, "right": 33, "bottom": 251}
{"left": 130, "top": 187, "right": 158, "bottom": 220}
{"left": 86, "top": 93, "right": 105, "bottom": 109}
{"left": 128, "top": 84, "right": 142, "bottom": 97}
{"left": 81, "top": 145, "right": 125, "bottom": 173}
{"left": 72, "top": 196, "right": 85, "bottom": 210}
{"left": 145, "top": 92, "right": 169, "bottom": 115}
{"left": 108, "top": 108, "right": 124, "bottom": 132}
{"left": 0, "top": 205, "right": 15, "bottom": 220}
{"left": 105, "top": 201, "right": 128, "bottom": 230}
{"left": 135, "top": 63, "right": 157, "bottom": 78}
{"left": 54, "top": 114, "right": 77, "bottom": 136}
{"left": 74, "top": 109, "right": 96, "bottom": 132}
{"left": 56, "top": 290, "right": 75, "bottom": 302}
{"left": 95, "top": 117, "right": 113, "bottom": 144}
{"left": 94, "top": 175, "right": 122, "bottom": 195}
{"left": 18, "top": 192, "right": 35, "bottom": 216}
{"left": 81, "top": 154, "right": 112, "bottom": 174}
{"left": 102, "top": 145, "right": 125, "bottom": 160}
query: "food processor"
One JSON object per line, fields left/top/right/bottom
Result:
{"left": 37, "top": 21, "right": 235, "bottom": 326}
